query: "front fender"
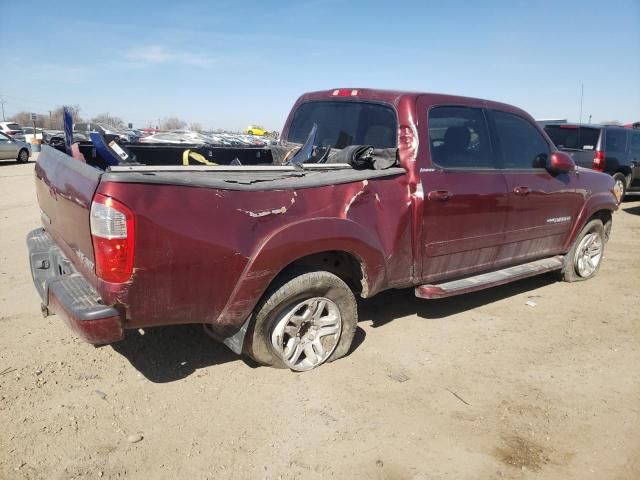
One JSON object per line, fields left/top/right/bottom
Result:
{"left": 214, "top": 217, "right": 388, "bottom": 331}
{"left": 563, "top": 190, "right": 617, "bottom": 251}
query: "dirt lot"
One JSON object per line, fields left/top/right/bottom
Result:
{"left": 1, "top": 159, "right": 639, "bottom": 480}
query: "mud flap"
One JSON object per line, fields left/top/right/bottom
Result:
{"left": 204, "top": 316, "right": 252, "bottom": 355}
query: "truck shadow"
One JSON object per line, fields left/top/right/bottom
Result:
{"left": 112, "top": 274, "right": 554, "bottom": 383}
{"left": 111, "top": 324, "right": 240, "bottom": 383}
{"left": 359, "top": 274, "right": 556, "bottom": 328}
{"left": 111, "top": 323, "right": 367, "bottom": 382}
{"left": 622, "top": 204, "right": 640, "bottom": 216}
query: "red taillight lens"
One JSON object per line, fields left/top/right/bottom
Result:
{"left": 90, "top": 194, "right": 135, "bottom": 283}
{"left": 592, "top": 150, "right": 605, "bottom": 172}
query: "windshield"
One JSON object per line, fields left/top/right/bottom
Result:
{"left": 544, "top": 125, "right": 600, "bottom": 151}
{"left": 287, "top": 101, "right": 397, "bottom": 149}
{"left": 6, "top": 123, "right": 23, "bottom": 132}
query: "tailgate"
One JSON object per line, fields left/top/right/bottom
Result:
{"left": 34, "top": 146, "right": 101, "bottom": 276}
{"left": 564, "top": 150, "right": 596, "bottom": 169}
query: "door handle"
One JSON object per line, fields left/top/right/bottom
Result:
{"left": 513, "top": 186, "right": 531, "bottom": 196}
{"left": 428, "top": 190, "right": 451, "bottom": 201}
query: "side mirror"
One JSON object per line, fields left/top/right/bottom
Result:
{"left": 548, "top": 151, "right": 575, "bottom": 173}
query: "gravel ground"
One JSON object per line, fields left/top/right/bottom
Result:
{"left": 1, "top": 159, "right": 639, "bottom": 480}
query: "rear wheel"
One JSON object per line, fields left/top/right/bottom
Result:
{"left": 561, "top": 219, "right": 605, "bottom": 282}
{"left": 612, "top": 173, "right": 627, "bottom": 201}
{"left": 245, "top": 271, "right": 357, "bottom": 371}
{"left": 17, "top": 148, "right": 29, "bottom": 163}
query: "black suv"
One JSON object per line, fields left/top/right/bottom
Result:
{"left": 544, "top": 124, "right": 640, "bottom": 198}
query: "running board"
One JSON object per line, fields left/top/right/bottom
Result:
{"left": 415, "top": 256, "right": 564, "bottom": 300}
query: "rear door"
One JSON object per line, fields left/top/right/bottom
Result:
{"left": 419, "top": 103, "right": 509, "bottom": 283}
{"left": 602, "top": 128, "right": 629, "bottom": 174}
{"left": 0, "top": 132, "right": 15, "bottom": 159}
{"left": 544, "top": 125, "right": 601, "bottom": 169}
{"left": 631, "top": 132, "right": 640, "bottom": 184}
{"left": 490, "top": 110, "right": 583, "bottom": 261}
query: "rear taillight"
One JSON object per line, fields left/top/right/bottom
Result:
{"left": 90, "top": 194, "right": 135, "bottom": 283}
{"left": 592, "top": 150, "right": 605, "bottom": 171}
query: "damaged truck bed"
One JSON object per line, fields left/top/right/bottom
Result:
{"left": 27, "top": 88, "right": 618, "bottom": 371}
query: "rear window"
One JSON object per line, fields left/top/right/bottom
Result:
{"left": 544, "top": 125, "right": 600, "bottom": 151}
{"left": 287, "top": 101, "right": 397, "bottom": 149}
{"left": 631, "top": 133, "right": 640, "bottom": 156}
{"left": 5, "top": 123, "right": 22, "bottom": 132}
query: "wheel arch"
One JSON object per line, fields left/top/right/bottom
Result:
{"left": 563, "top": 192, "right": 616, "bottom": 251}
{"left": 213, "top": 217, "right": 388, "bottom": 333}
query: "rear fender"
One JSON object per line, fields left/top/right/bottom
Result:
{"left": 215, "top": 218, "right": 387, "bottom": 331}
{"left": 563, "top": 191, "right": 617, "bottom": 250}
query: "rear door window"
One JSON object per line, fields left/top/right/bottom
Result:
{"left": 287, "top": 101, "right": 397, "bottom": 149}
{"left": 544, "top": 125, "right": 600, "bottom": 151}
{"left": 605, "top": 129, "right": 628, "bottom": 152}
{"left": 630, "top": 133, "right": 640, "bottom": 157}
{"left": 491, "top": 111, "right": 550, "bottom": 169}
{"left": 428, "top": 106, "right": 494, "bottom": 169}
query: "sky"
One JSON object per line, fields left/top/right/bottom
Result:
{"left": 0, "top": 0, "right": 638, "bottom": 131}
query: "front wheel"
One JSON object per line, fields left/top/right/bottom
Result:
{"left": 17, "top": 148, "right": 29, "bottom": 163}
{"left": 561, "top": 219, "right": 606, "bottom": 282}
{"left": 245, "top": 271, "right": 358, "bottom": 371}
{"left": 612, "top": 173, "right": 627, "bottom": 202}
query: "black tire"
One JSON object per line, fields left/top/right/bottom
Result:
{"left": 16, "top": 148, "right": 29, "bottom": 163}
{"left": 561, "top": 219, "right": 605, "bottom": 282}
{"left": 245, "top": 270, "right": 358, "bottom": 370}
{"left": 612, "top": 172, "right": 627, "bottom": 201}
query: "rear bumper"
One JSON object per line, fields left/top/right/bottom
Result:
{"left": 26, "top": 228, "right": 124, "bottom": 344}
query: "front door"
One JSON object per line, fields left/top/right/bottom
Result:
{"left": 488, "top": 109, "right": 583, "bottom": 262}
{"left": 419, "top": 104, "right": 509, "bottom": 283}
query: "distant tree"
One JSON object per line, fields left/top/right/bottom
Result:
{"left": 9, "top": 111, "right": 33, "bottom": 127}
{"left": 42, "top": 105, "right": 83, "bottom": 130}
{"left": 10, "top": 108, "right": 79, "bottom": 129}
{"left": 189, "top": 122, "right": 203, "bottom": 132}
{"left": 91, "top": 113, "right": 125, "bottom": 129}
{"left": 159, "top": 117, "right": 187, "bottom": 130}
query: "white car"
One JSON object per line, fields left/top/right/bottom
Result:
{"left": 0, "top": 122, "right": 26, "bottom": 142}
{"left": 22, "top": 127, "right": 45, "bottom": 142}
{"left": 0, "top": 132, "right": 31, "bottom": 163}
{"left": 138, "top": 132, "right": 203, "bottom": 144}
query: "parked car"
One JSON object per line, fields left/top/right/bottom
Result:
{"left": 0, "top": 121, "right": 25, "bottom": 141}
{"left": 0, "top": 132, "right": 31, "bottom": 162}
{"left": 138, "top": 132, "right": 203, "bottom": 144}
{"left": 247, "top": 125, "right": 266, "bottom": 136}
{"left": 27, "top": 88, "right": 619, "bottom": 371}
{"left": 74, "top": 123, "right": 133, "bottom": 142}
{"left": 22, "top": 127, "right": 45, "bottom": 142}
{"left": 544, "top": 123, "right": 640, "bottom": 198}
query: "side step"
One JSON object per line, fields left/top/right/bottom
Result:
{"left": 415, "top": 256, "right": 564, "bottom": 300}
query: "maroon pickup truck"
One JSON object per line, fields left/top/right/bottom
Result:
{"left": 27, "top": 88, "right": 620, "bottom": 371}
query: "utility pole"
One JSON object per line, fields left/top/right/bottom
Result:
{"left": 0, "top": 96, "right": 6, "bottom": 121}
{"left": 579, "top": 83, "right": 584, "bottom": 125}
